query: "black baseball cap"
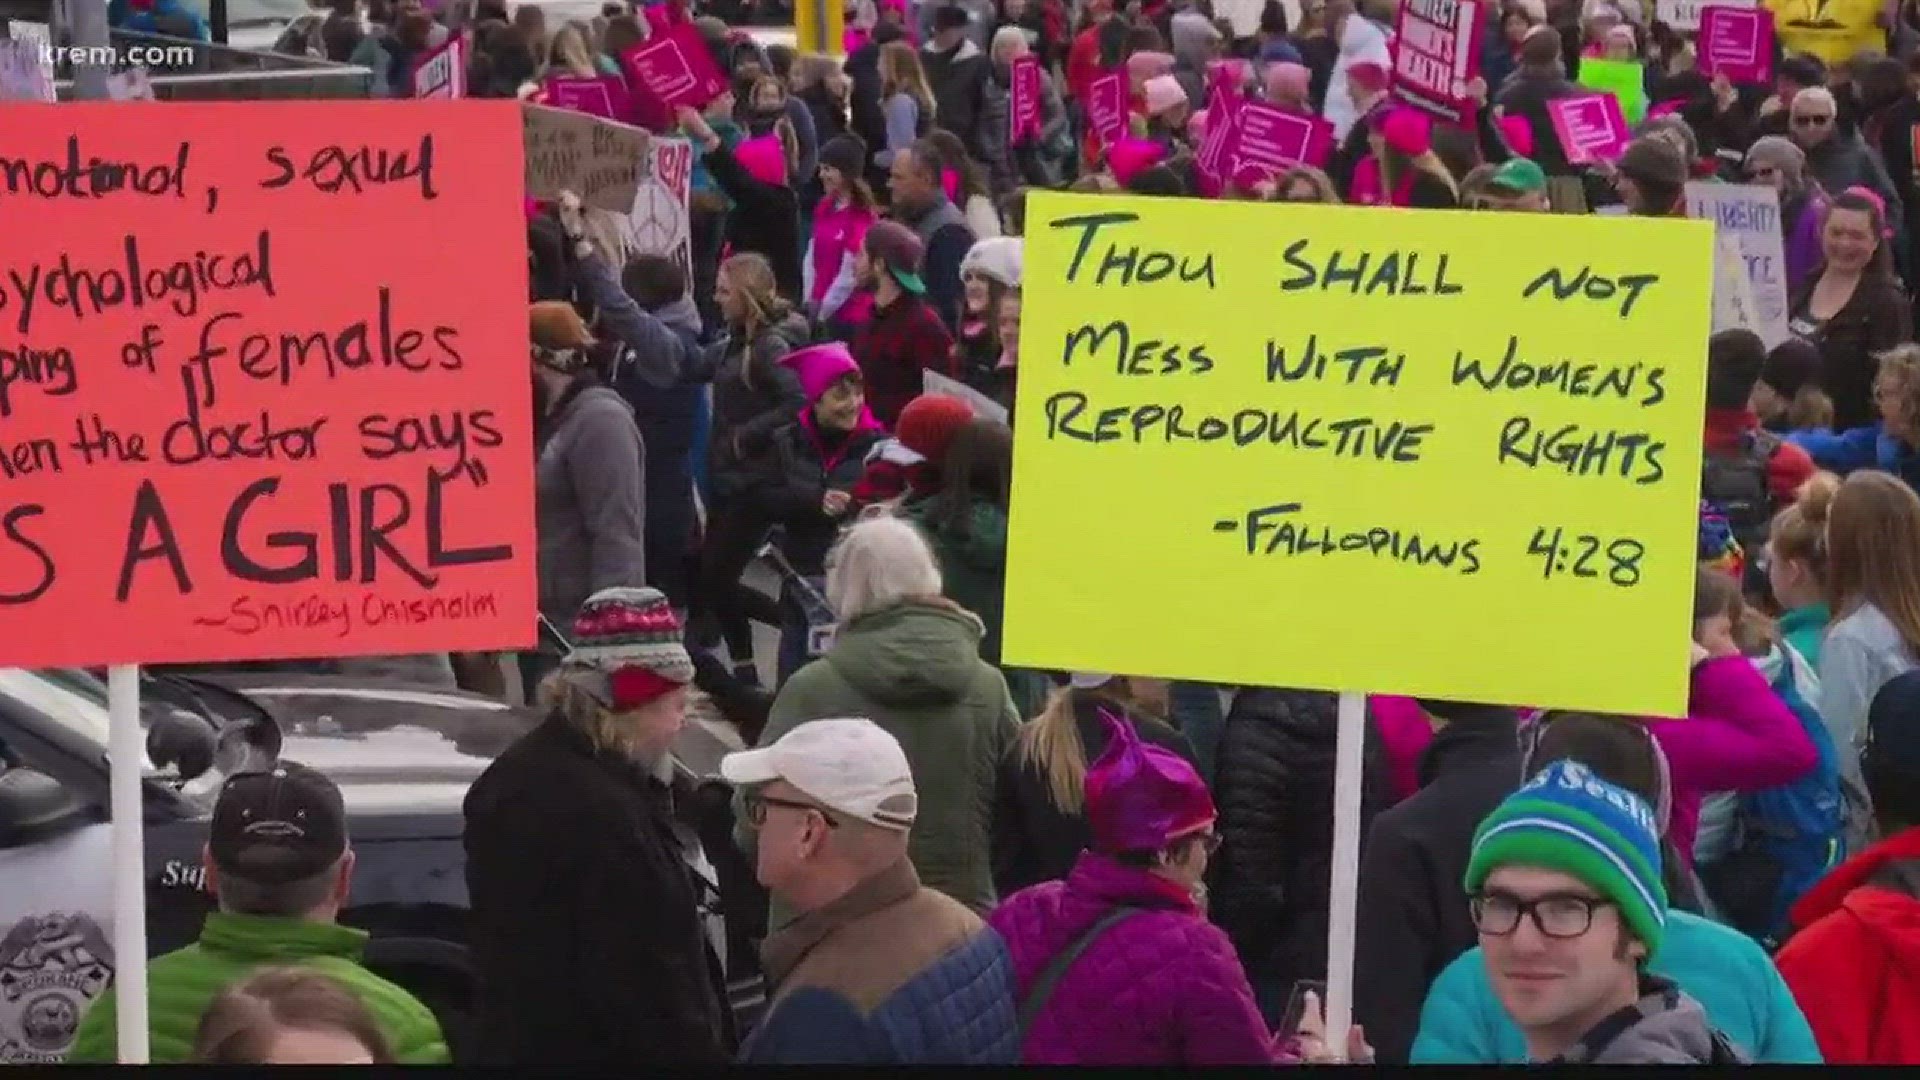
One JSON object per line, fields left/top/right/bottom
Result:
{"left": 209, "top": 762, "right": 348, "bottom": 883}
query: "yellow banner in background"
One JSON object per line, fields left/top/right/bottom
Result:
{"left": 1003, "top": 194, "right": 1714, "bottom": 718}
{"left": 795, "top": 0, "right": 847, "bottom": 56}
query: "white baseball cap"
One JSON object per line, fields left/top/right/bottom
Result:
{"left": 721, "top": 719, "right": 918, "bottom": 831}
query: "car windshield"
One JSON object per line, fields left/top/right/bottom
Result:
{"left": 0, "top": 667, "right": 229, "bottom": 809}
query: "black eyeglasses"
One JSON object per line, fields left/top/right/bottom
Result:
{"left": 743, "top": 793, "right": 840, "bottom": 829}
{"left": 1470, "top": 890, "right": 1613, "bottom": 938}
{"left": 1791, "top": 114, "right": 1834, "bottom": 126}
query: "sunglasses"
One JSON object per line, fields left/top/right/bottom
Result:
{"left": 743, "top": 792, "right": 840, "bottom": 829}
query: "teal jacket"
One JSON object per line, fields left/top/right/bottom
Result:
{"left": 70, "top": 913, "right": 449, "bottom": 1064}
{"left": 1779, "top": 604, "right": 1830, "bottom": 670}
{"left": 1411, "top": 909, "right": 1821, "bottom": 1064}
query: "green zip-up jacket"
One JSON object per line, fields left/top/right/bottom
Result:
{"left": 68, "top": 912, "right": 449, "bottom": 1064}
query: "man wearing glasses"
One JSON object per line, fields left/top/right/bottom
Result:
{"left": 1461, "top": 760, "right": 1745, "bottom": 1064}
{"left": 1789, "top": 86, "right": 1905, "bottom": 242}
{"left": 722, "top": 719, "right": 1018, "bottom": 1063}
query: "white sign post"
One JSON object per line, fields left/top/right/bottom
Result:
{"left": 1324, "top": 690, "right": 1366, "bottom": 1060}
{"left": 106, "top": 666, "right": 149, "bottom": 1065}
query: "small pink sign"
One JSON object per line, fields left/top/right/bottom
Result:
{"left": 620, "top": 23, "right": 728, "bottom": 111}
{"left": 410, "top": 35, "right": 464, "bottom": 99}
{"left": 1223, "top": 100, "right": 1333, "bottom": 176}
{"left": 542, "top": 74, "right": 631, "bottom": 120}
{"left": 1088, "top": 71, "right": 1129, "bottom": 147}
{"left": 1699, "top": 5, "right": 1773, "bottom": 86}
{"left": 1548, "top": 93, "right": 1630, "bottom": 165}
{"left": 1010, "top": 55, "right": 1043, "bottom": 146}
{"left": 1390, "top": 0, "right": 1483, "bottom": 125}
{"left": 1195, "top": 80, "right": 1240, "bottom": 192}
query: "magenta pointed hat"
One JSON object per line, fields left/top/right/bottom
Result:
{"left": 1084, "top": 709, "right": 1216, "bottom": 854}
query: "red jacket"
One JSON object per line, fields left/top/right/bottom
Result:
{"left": 1704, "top": 408, "right": 1816, "bottom": 503}
{"left": 1066, "top": 24, "right": 1104, "bottom": 105}
{"left": 1776, "top": 827, "right": 1920, "bottom": 1064}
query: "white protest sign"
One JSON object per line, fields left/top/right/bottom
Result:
{"left": 0, "top": 28, "right": 54, "bottom": 103}
{"left": 923, "top": 370, "right": 1009, "bottom": 425}
{"left": 411, "top": 34, "right": 464, "bottom": 98}
{"left": 1686, "top": 181, "right": 1791, "bottom": 349}
{"left": 624, "top": 136, "right": 694, "bottom": 294}
{"left": 1656, "top": 0, "right": 1753, "bottom": 32}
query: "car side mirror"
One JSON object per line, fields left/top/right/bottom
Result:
{"left": 147, "top": 710, "right": 219, "bottom": 781}
{"left": 0, "top": 767, "right": 92, "bottom": 847}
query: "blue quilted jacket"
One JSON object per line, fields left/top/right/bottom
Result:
{"left": 739, "top": 860, "right": 1018, "bottom": 1064}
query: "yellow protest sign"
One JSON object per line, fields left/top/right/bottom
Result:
{"left": 1004, "top": 194, "right": 1714, "bottom": 717}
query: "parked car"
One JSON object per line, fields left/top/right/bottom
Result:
{"left": 0, "top": 666, "right": 761, "bottom": 1063}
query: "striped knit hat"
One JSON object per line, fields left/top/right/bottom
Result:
{"left": 1465, "top": 759, "right": 1668, "bottom": 955}
{"left": 564, "top": 587, "right": 695, "bottom": 710}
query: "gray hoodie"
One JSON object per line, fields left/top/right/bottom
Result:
{"left": 1554, "top": 977, "right": 1743, "bottom": 1064}
{"left": 535, "top": 381, "right": 647, "bottom": 630}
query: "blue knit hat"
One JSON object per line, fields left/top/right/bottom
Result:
{"left": 1465, "top": 759, "right": 1668, "bottom": 955}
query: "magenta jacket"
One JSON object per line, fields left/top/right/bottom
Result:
{"left": 986, "top": 852, "right": 1278, "bottom": 1064}
{"left": 1645, "top": 656, "right": 1819, "bottom": 869}
{"left": 1367, "top": 696, "right": 1436, "bottom": 803}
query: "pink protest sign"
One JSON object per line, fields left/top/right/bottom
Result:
{"left": 1699, "top": 5, "right": 1773, "bottom": 86}
{"left": 1088, "top": 71, "right": 1129, "bottom": 147}
{"left": 620, "top": 23, "right": 728, "bottom": 111}
{"left": 542, "top": 74, "right": 632, "bottom": 120}
{"left": 1195, "top": 81, "right": 1241, "bottom": 190}
{"left": 410, "top": 35, "right": 464, "bottom": 99}
{"left": 1010, "top": 55, "right": 1044, "bottom": 146}
{"left": 1391, "top": 0, "right": 1482, "bottom": 124}
{"left": 1223, "top": 100, "right": 1332, "bottom": 175}
{"left": 1548, "top": 93, "right": 1631, "bottom": 165}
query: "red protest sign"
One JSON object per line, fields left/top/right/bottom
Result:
{"left": 1010, "top": 55, "right": 1044, "bottom": 147}
{"left": 411, "top": 35, "right": 464, "bottom": 99}
{"left": 1698, "top": 5, "right": 1773, "bottom": 86}
{"left": 0, "top": 102, "right": 536, "bottom": 668}
{"left": 1088, "top": 71, "right": 1128, "bottom": 147}
{"left": 621, "top": 23, "right": 729, "bottom": 112}
{"left": 1391, "top": 0, "right": 1482, "bottom": 124}
{"left": 542, "top": 74, "right": 632, "bottom": 120}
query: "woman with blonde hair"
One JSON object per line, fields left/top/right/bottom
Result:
{"left": 877, "top": 40, "right": 935, "bottom": 167}
{"left": 1768, "top": 473, "right": 1838, "bottom": 666}
{"left": 1275, "top": 165, "right": 1341, "bottom": 203}
{"left": 690, "top": 252, "right": 811, "bottom": 686}
{"left": 546, "top": 21, "right": 604, "bottom": 77}
{"left": 992, "top": 674, "right": 1196, "bottom": 894}
{"left": 1351, "top": 106, "right": 1458, "bottom": 209}
{"left": 757, "top": 514, "right": 1022, "bottom": 913}
{"left": 194, "top": 968, "right": 393, "bottom": 1064}
{"left": 1813, "top": 469, "right": 1920, "bottom": 850}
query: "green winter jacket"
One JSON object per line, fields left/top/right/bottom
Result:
{"left": 69, "top": 912, "right": 449, "bottom": 1064}
{"left": 902, "top": 497, "right": 1050, "bottom": 718}
{"left": 758, "top": 600, "right": 1022, "bottom": 918}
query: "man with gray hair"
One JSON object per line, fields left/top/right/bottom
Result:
{"left": 1788, "top": 85, "right": 1904, "bottom": 240}
{"left": 725, "top": 719, "right": 1018, "bottom": 1062}
{"left": 70, "top": 764, "right": 448, "bottom": 1063}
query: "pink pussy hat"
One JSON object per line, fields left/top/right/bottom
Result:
{"left": 733, "top": 134, "right": 788, "bottom": 187}
{"left": 1106, "top": 138, "right": 1167, "bottom": 187}
{"left": 1084, "top": 709, "right": 1216, "bottom": 854}
{"left": 779, "top": 342, "right": 862, "bottom": 403}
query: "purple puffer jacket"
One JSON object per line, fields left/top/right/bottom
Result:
{"left": 986, "top": 852, "right": 1278, "bottom": 1064}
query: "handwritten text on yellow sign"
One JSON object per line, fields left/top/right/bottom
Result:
{"left": 1003, "top": 194, "right": 1713, "bottom": 717}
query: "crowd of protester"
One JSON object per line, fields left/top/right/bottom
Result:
{"left": 84, "top": 0, "right": 1920, "bottom": 1066}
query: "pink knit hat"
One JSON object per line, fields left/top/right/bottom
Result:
{"left": 1263, "top": 61, "right": 1311, "bottom": 103}
{"left": 1373, "top": 105, "right": 1432, "bottom": 157}
{"left": 1106, "top": 138, "right": 1167, "bottom": 186}
{"left": 779, "top": 342, "right": 862, "bottom": 403}
{"left": 1085, "top": 709, "right": 1216, "bottom": 854}
{"left": 733, "top": 134, "right": 788, "bottom": 187}
{"left": 1144, "top": 74, "right": 1187, "bottom": 117}
{"left": 1188, "top": 107, "right": 1211, "bottom": 142}
{"left": 1126, "top": 49, "right": 1176, "bottom": 84}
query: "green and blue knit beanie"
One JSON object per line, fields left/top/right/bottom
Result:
{"left": 1464, "top": 759, "right": 1668, "bottom": 955}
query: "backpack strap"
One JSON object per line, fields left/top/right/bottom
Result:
{"left": 1016, "top": 906, "right": 1142, "bottom": 1039}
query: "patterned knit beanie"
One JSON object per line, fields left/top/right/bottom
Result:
{"left": 1465, "top": 759, "right": 1668, "bottom": 955}
{"left": 564, "top": 586, "right": 695, "bottom": 709}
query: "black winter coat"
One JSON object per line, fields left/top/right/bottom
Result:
{"left": 463, "top": 715, "right": 728, "bottom": 1064}
{"left": 706, "top": 311, "right": 811, "bottom": 507}
{"left": 990, "top": 693, "right": 1197, "bottom": 896}
{"left": 1352, "top": 718, "right": 1522, "bottom": 1064}
{"left": 1207, "top": 689, "right": 1391, "bottom": 994}
{"left": 744, "top": 414, "right": 885, "bottom": 576}
{"left": 704, "top": 141, "right": 804, "bottom": 303}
